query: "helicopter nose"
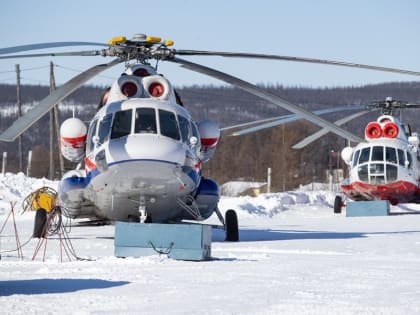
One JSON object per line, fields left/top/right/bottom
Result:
{"left": 108, "top": 134, "right": 187, "bottom": 165}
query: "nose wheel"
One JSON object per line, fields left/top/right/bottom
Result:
{"left": 334, "top": 195, "right": 344, "bottom": 213}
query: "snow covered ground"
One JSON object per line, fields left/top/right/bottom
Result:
{"left": 1, "top": 173, "right": 420, "bottom": 314}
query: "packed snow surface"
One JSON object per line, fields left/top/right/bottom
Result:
{"left": 1, "top": 173, "right": 420, "bottom": 314}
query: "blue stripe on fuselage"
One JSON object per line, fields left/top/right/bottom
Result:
{"left": 61, "top": 158, "right": 201, "bottom": 193}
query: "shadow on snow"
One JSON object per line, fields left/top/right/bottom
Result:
{"left": 0, "top": 278, "right": 129, "bottom": 296}
{"left": 212, "top": 227, "right": 420, "bottom": 242}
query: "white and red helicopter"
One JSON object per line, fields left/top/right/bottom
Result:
{"left": 1, "top": 34, "right": 420, "bottom": 239}
{"left": 228, "top": 96, "right": 420, "bottom": 212}
{"left": 333, "top": 98, "right": 420, "bottom": 212}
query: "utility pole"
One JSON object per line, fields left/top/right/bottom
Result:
{"left": 49, "top": 63, "right": 55, "bottom": 179}
{"left": 15, "top": 64, "right": 23, "bottom": 172}
{"left": 54, "top": 98, "right": 64, "bottom": 177}
{"left": 282, "top": 123, "right": 286, "bottom": 191}
{"left": 49, "top": 61, "right": 65, "bottom": 179}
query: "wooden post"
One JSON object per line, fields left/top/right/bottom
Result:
{"left": 26, "top": 150, "right": 32, "bottom": 177}
{"left": 267, "top": 167, "right": 271, "bottom": 193}
{"left": 2, "top": 152, "right": 6, "bottom": 174}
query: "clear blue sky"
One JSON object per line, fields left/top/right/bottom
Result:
{"left": 1, "top": 0, "right": 420, "bottom": 88}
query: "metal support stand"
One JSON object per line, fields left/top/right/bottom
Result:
{"left": 32, "top": 207, "right": 78, "bottom": 262}
{"left": 0, "top": 202, "right": 23, "bottom": 259}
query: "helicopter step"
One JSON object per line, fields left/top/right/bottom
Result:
{"left": 345, "top": 200, "right": 390, "bottom": 217}
{"left": 114, "top": 222, "right": 212, "bottom": 261}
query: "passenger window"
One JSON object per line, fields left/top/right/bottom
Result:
{"left": 398, "top": 149, "right": 405, "bottom": 166}
{"left": 98, "top": 114, "right": 113, "bottom": 146}
{"left": 86, "top": 119, "right": 98, "bottom": 153}
{"left": 371, "top": 146, "right": 383, "bottom": 161}
{"left": 359, "top": 147, "right": 370, "bottom": 164}
{"left": 111, "top": 109, "right": 132, "bottom": 139}
{"left": 159, "top": 109, "right": 180, "bottom": 140}
{"left": 385, "top": 147, "right": 397, "bottom": 164}
{"left": 178, "top": 115, "right": 191, "bottom": 143}
{"left": 135, "top": 108, "right": 157, "bottom": 134}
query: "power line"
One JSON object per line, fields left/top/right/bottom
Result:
{"left": 55, "top": 64, "right": 115, "bottom": 80}
{"left": 20, "top": 77, "right": 50, "bottom": 85}
{"left": 0, "top": 65, "right": 50, "bottom": 74}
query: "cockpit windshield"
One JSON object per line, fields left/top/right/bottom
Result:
{"left": 352, "top": 145, "right": 412, "bottom": 184}
{"left": 106, "top": 107, "right": 183, "bottom": 141}
{"left": 89, "top": 107, "right": 193, "bottom": 151}
{"left": 135, "top": 108, "right": 157, "bottom": 134}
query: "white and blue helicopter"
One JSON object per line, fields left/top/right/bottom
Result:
{"left": 1, "top": 34, "right": 420, "bottom": 240}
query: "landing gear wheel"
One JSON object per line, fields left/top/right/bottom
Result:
{"left": 334, "top": 196, "right": 343, "bottom": 214}
{"left": 33, "top": 208, "right": 47, "bottom": 238}
{"left": 225, "top": 209, "right": 239, "bottom": 242}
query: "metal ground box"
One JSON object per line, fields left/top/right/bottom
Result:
{"left": 346, "top": 200, "right": 390, "bottom": 217}
{"left": 114, "top": 222, "right": 212, "bottom": 261}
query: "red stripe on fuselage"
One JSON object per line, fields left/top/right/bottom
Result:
{"left": 84, "top": 157, "right": 96, "bottom": 173}
{"left": 341, "top": 180, "right": 420, "bottom": 204}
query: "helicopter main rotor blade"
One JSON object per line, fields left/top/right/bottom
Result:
{"left": 292, "top": 111, "right": 369, "bottom": 149}
{"left": 171, "top": 57, "right": 364, "bottom": 143}
{"left": 0, "top": 42, "right": 108, "bottom": 55}
{"left": 175, "top": 50, "right": 420, "bottom": 77}
{"left": 220, "top": 115, "right": 291, "bottom": 132}
{"left": 0, "top": 58, "right": 121, "bottom": 142}
{"left": 0, "top": 50, "right": 103, "bottom": 60}
{"left": 227, "top": 105, "right": 365, "bottom": 136}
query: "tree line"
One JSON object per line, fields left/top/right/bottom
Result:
{"left": 1, "top": 82, "right": 420, "bottom": 191}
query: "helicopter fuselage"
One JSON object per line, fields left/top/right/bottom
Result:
{"left": 57, "top": 67, "right": 220, "bottom": 223}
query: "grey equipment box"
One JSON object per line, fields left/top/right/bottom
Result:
{"left": 114, "top": 222, "right": 212, "bottom": 261}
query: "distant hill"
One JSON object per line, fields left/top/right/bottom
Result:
{"left": 1, "top": 82, "right": 420, "bottom": 190}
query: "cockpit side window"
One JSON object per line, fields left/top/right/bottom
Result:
{"left": 86, "top": 119, "right": 98, "bottom": 154}
{"left": 359, "top": 147, "right": 370, "bottom": 164}
{"left": 191, "top": 121, "right": 200, "bottom": 140}
{"left": 98, "top": 114, "right": 113, "bottom": 146}
{"left": 178, "top": 115, "right": 191, "bottom": 143}
{"left": 352, "top": 150, "right": 360, "bottom": 167}
{"left": 407, "top": 151, "right": 413, "bottom": 168}
{"left": 159, "top": 109, "right": 180, "bottom": 140}
{"left": 111, "top": 109, "right": 132, "bottom": 139}
{"left": 135, "top": 108, "right": 157, "bottom": 134}
{"left": 397, "top": 149, "right": 405, "bottom": 166}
